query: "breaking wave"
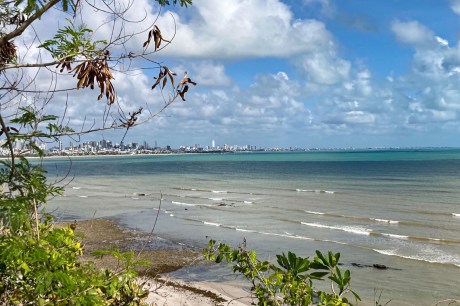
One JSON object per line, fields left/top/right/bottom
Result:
{"left": 373, "top": 249, "right": 460, "bottom": 268}
{"left": 301, "top": 222, "right": 371, "bottom": 235}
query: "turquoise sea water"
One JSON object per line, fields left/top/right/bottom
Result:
{"left": 45, "top": 149, "right": 460, "bottom": 305}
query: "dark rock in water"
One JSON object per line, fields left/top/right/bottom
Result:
{"left": 218, "top": 203, "right": 227, "bottom": 206}
{"left": 373, "top": 264, "right": 388, "bottom": 270}
{"left": 347, "top": 262, "right": 400, "bottom": 270}
{"left": 138, "top": 193, "right": 147, "bottom": 196}
{"left": 185, "top": 208, "right": 188, "bottom": 210}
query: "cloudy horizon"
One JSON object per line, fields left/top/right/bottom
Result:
{"left": 13, "top": 0, "right": 460, "bottom": 149}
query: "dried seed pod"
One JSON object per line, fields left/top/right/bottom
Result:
{"left": 72, "top": 59, "right": 116, "bottom": 105}
{"left": 0, "top": 41, "right": 17, "bottom": 67}
{"left": 143, "top": 25, "right": 170, "bottom": 52}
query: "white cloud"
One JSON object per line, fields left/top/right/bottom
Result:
{"left": 450, "top": 0, "right": 460, "bottom": 15}
{"left": 297, "top": 51, "right": 351, "bottom": 84}
{"left": 155, "top": 71, "right": 313, "bottom": 142}
{"left": 343, "top": 111, "right": 375, "bottom": 124}
{"left": 186, "top": 61, "right": 231, "bottom": 86}
{"left": 154, "top": 0, "right": 334, "bottom": 59}
{"left": 391, "top": 20, "right": 436, "bottom": 47}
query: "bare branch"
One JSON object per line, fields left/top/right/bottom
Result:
{"left": 0, "top": 0, "right": 61, "bottom": 47}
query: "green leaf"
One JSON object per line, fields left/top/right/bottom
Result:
{"left": 310, "top": 271, "right": 329, "bottom": 279}
{"left": 20, "top": 262, "right": 30, "bottom": 275}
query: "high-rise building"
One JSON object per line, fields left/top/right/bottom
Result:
{"left": 212, "top": 140, "right": 215, "bottom": 148}
{"left": 100, "top": 139, "right": 107, "bottom": 149}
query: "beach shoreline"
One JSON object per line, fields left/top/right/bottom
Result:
{"left": 59, "top": 218, "right": 251, "bottom": 306}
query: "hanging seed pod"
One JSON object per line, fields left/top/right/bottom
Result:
{"left": 72, "top": 59, "right": 116, "bottom": 105}
{"left": 0, "top": 41, "right": 17, "bottom": 67}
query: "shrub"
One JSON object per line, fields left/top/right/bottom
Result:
{"left": 203, "top": 239, "right": 360, "bottom": 306}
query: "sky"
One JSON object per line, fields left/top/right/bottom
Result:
{"left": 13, "top": 0, "right": 460, "bottom": 148}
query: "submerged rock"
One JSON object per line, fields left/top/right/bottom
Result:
{"left": 373, "top": 264, "right": 388, "bottom": 270}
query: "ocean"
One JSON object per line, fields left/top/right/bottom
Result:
{"left": 44, "top": 149, "right": 460, "bottom": 305}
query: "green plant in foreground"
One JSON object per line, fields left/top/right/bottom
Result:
{"left": 203, "top": 239, "right": 360, "bottom": 306}
{"left": 0, "top": 154, "right": 149, "bottom": 305}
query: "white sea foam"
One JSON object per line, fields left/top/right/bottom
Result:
{"left": 169, "top": 214, "right": 174, "bottom": 217}
{"left": 296, "top": 189, "right": 335, "bottom": 194}
{"left": 373, "top": 249, "right": 460, "bottom": 267}
{"left": 131, "top": 197, "right": 139, "bottom": 200}
{"left": 292, "top": 235, "right": 314, "bottom": 241}
{"left": 236, "top": 228, "right": 256, "bottom": 233}
{"left": 453, "top": 213, "right": 460, "bottom": 218}
{"left": 301, "top": 222, "right": 371, "bottom": 235}
{"left": 203, "top": 221, "right": 221, "bottom": 227}
{"left": 72, "top": 187, "right": 81, "bottom": 190}
{"left": 171, "top": 201, "right": 197, "bottom": 206}
{"left": 244, "top": 201, "right": 253, "bottom": 204}
{"left": 212, "top": 190, "right": 227, "bottom": 194}
{"left": 373, "top": 249, "right": 397, "bottom": 256}
{"left": 78, "top": 195, "right": 88, "bottom": 198}
{"left": 380, "top": 233, "right": 409, "bottom": 240}
{"left": 259, "top": 231, "right": 295, "bottom": 239}
{"left": 209, "top": 198, "right": 223, "bottom": 201}
{"left": 171, "top": 201, "right": 212, "bottom": 207}
{"left": 304, "top": 210, "right": 325, "bottom": 215}
{"left": 371, "top": 218, "right": 399, "bottom": 224}
{"left": 323, "top": 239, "right": 348, "bottom": 245}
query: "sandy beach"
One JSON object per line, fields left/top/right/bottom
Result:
{"left": 62, "top": 218, "right": 252, "bottom": 306}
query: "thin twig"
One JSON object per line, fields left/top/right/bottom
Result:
{"left": 0, "top": 113, "right": 15, "bottom": 182}
{"left": 136, "top": 192, "right": 162, "bottom": 259}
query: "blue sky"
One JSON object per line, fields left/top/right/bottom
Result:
{"left": 26, "top": 0, "right": 460, "bottom": 148}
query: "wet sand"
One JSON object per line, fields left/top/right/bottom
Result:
{"left": 59, "top": 218, "right": 251, "bottom": 306}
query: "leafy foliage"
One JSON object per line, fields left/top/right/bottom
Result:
{"left": 0, "top": 143, "right": 149, "bottom": 304}
{"left": 203, "top": 240, "right": 361, "bottom": 306}
{"left": 39, "top": 19, "right": 107, "bottom": 62}
{"left": 13, "top": 0, "right": 76, "bottom": 15}
{"left": 0, "top": 215, "right": 148, "bottom": 305}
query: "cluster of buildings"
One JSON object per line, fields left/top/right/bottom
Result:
{"left": 0, "top": 138, "right": 310, "bottom": 157}
{"left": 50, "top": 139, "right": 259, "bottom": 155}
{"left": 46, "top": 140, "right": 170, "bottom": 156}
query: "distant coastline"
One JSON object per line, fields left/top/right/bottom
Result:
{"left": 2, "top": 146, "right": 459, "bottom": 159}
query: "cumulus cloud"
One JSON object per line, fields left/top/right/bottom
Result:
{"left": 185, "top": 61, "right": 231, "bottom": 86}
{"left": 148, "top": 71, "right": 314, "bottom": 145}
{"left": 297, "top": 51, "right": 351, "bottom": 84}
{"left": 391, "top": 20, "right": 437, "bottom": 47}
{"left": 380, "top": 20, "right": 460, "bottom": 131}
{"left": 154, "top": 0, "right": 334, "bottom": 59}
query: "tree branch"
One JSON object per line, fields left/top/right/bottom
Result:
{"left": 0, "top": 113, "right": 15, "bottom": 182}
{"left": 0, "top": 0, "right": 61, "bottom": 48}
